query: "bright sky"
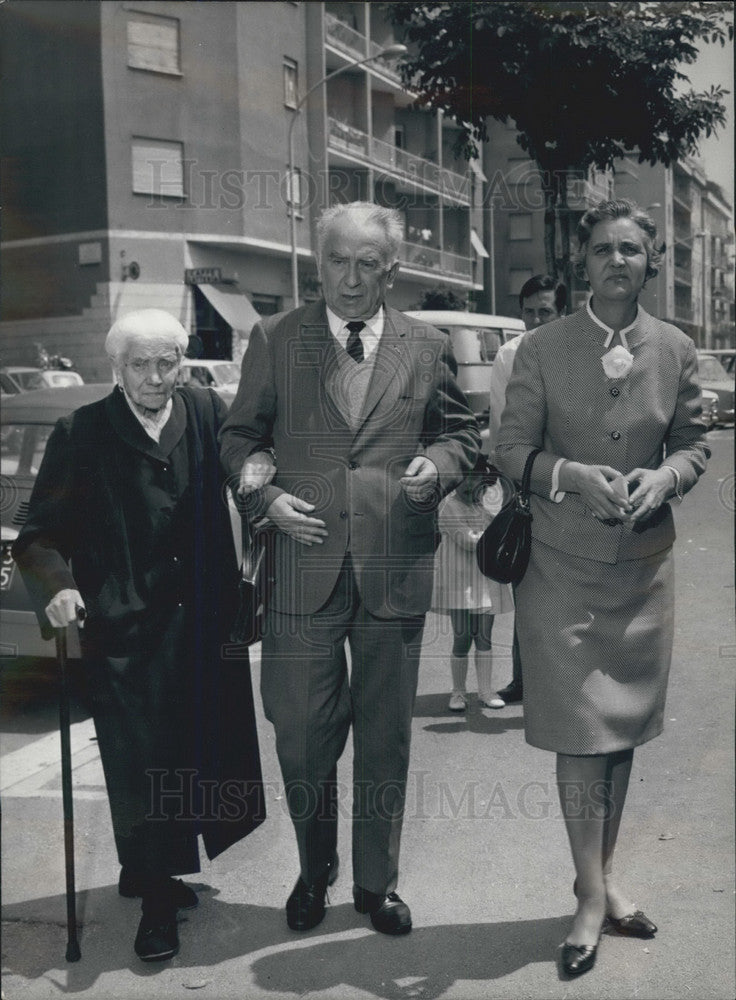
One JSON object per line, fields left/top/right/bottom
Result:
{"left": 684, "top": 30, "right": 734, "bottom": 209}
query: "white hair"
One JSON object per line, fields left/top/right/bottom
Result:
{"left": 105, "top": 309, "right": 189, "bottom": 364}
{"left": 315, "top": 201, "right": 404, "bottom": 264}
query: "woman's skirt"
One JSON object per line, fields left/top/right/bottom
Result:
{"left": 515, "top": 538, "right": 674, "bottom": 755}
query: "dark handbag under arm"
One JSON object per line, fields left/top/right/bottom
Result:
{"left": 475, "top": 448, "right": 542, "bottom": 585}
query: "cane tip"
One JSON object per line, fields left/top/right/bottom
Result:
{"left": 66, "top": 940, "right": 81, "bottom": 962}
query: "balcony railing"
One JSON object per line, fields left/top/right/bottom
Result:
{"left": 325, "top": 12, "right": 366, "bottom": 59}
{"left": 400, "top": 239, "right": 473, "bottom": 281}
{"left": 327, "top": 117, "right": 470, "bottom": 203}
{"left": 324, "top": 13, "right": 402, "bottom": 83}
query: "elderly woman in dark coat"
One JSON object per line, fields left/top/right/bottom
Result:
{"left": 495, "top": 200, "right": 709, "bottom": 977}
{"left": 13, "top": 309, "right": 267, "bottom": 963}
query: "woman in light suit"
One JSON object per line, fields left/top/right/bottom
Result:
{"left": 495, "top": 199, "right": 709, "bottom": 977}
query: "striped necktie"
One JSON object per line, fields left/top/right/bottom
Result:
{"left": 345, "top": 321, "right": 365, "bottom": 363}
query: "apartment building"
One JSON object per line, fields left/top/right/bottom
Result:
{"left": 481, "top": 117, "right": 614, "bottom": 317}
{"left": 1, "top": 1, "right": 486, "bottom": 379}
{"left": 481, "top": 118, "right": 734, "bottom": 345}
{"left": 615, "top": 155, "right": 734, "bottom": 349}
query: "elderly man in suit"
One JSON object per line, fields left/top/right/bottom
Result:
{"left": 13, "top": 310, "right": 266, "bottom": 963}
{"left": 220, "top": 202, "right": 479, "bottom": 935}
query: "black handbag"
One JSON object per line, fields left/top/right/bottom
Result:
{"left": 230, "top": 518, "right": 275, "bottom": 645}
{"left": 476, "top": 448, "right": 542, "bottom": 585}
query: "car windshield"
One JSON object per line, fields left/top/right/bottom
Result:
{"left": 698, "top": 356, "right": 732, "bottom": 381}
{"left": 12, "top": 371, "right": 42, "bottom": 390}
{"left": 1, "top": 424, "right": 55, "bottom": 478}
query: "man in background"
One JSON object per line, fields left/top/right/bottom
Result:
{"left": 488, "top": 275, "right": 567, "bottom": 705}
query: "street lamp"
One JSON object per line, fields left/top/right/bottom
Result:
{"left": 287, "top": 43, "right": 408, "bottom": 306}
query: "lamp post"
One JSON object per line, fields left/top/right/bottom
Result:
{"left": 287, "top": 43, "right": 407, "bottom": 306}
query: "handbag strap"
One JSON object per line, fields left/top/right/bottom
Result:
{"left": 520, "top": 447, "right": 542, "bottom": 497}
{"left": 515, "top": 447, "right": 543, "bottom": 513}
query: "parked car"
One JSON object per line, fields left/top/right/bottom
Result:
{"left": 696, "top": 352, "right": 735, "bottom": 426}
{"left": 4, "top": 366, "right": 84, "bottom": 391}
{"left": 404, "top": 310, "right": 526, "bottom": 424}
{"left": 0, "top": 370, "right": 22, "bottom": 395}
{"left": 177, "top": 359, "right": 240, "bottom": 395}
{"left": 1, "top": 383, "right": 240, "bottom": 661}
{"left": 700, "top": 388, "right": 720, "bottom": 431}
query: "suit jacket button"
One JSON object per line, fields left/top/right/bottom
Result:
{"left": 611, "top": 431, "right": 621, "bottom": 440}
{"left": 610, "top": 386, "right": 620, "bottom": 397}
{"left": 340, "top": 510, "right": 348, "bottom": 518}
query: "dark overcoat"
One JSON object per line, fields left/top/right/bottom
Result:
{"left": 13, "top": 385, "right": 265, "bottom": 873}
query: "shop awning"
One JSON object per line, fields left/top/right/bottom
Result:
{"left": 470, "top": 229, "right": 489, "bottom": 258}
{"left": 196, "top": 283, "right": 261, "bottom": 336}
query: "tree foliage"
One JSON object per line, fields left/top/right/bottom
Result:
{"left": 416, "top": 286, "right": 469, "bottom": 311}
{"left": 386, "top": 1, "right": 733, "bottom": 278}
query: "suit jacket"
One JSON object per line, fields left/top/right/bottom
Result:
{"left": 494, "top": 306, "right": 709, "bottom": 564}
{"left": 219, "top": 300, "right": 480, "bottom": 616}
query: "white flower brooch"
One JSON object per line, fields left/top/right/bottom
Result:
{"left": 601, "top": 344, "right": 634, "bottom": 379}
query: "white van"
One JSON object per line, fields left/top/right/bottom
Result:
{"left": 404, "top": 310, "right": 525, "bottom": 421}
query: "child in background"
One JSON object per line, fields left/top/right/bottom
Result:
{"left": 432, "top": 457, "right": 514, "bottom": 711}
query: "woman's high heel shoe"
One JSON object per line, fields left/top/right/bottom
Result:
{"left": 573, "top": 879, "right": 657, "bottom": 938}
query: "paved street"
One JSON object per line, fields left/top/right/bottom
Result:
{"left": 2, "top": 429, "right": 733, "bottom": 1000}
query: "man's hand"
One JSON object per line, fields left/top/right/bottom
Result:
{"left": 45, "top": 589, "right": 86, "bottom": 628}
{"left": 400, "top": 455, "right": 439, "bottom": 502}
{"left": 239, "top": 451, "right": 276, "bottom": 495}
{"left": 266, "top": 494, "right": 328, "bottom": 546}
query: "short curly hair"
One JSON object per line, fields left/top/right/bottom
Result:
{"left": 572, "top": 198, "right": 663, "bottom": 284}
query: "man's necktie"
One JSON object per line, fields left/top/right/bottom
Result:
{"left": 345, "top": 321, "right": 365, "bottom": 363}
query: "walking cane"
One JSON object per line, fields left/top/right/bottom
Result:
{"left": 56, "top": 622, "right": 81, "bottom": 961}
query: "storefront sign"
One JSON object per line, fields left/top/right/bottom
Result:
{"left": 184, "top": 267, "right": 222, "bottom": 285}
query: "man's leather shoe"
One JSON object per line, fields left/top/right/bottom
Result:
{"left": 134, "top": 910, "right": 179, "bottom": 962}
{"left": 607, "top": 910, "right": 657, "bottom": 937}
{"left": 496, "top": 680, "right": 523, "bottom": 703}
{"left": 561, "top": 941, "right": 597, "bottom": 976}
{"left": 119, "top": 868, "right": 198, "bottom": 910}
{"left": 285, "top": 854, "right": 339, "bottom": 931}
{"left": 353, "top": 886, "right": 412, "bottom": 935}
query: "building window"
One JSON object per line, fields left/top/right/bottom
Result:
{"left": 394, "top": 126, "right": 405, "bottom": 149}
{"left": 508, "top": 214, "right": 532, "bottom": 240}
{"left": 132, "top": 139, "right": 184, "bottom": 197}
{"left": 284, "top": 59, "right": 298, "bottom": 108}
{"left": 127, "top": 17, "right": 181, "bottom": 75}
{"left": 509, "top": 268, "right": 533, "bottom": 295}
{"left": 251, "top": 294, "right": 282, "bottom": 316}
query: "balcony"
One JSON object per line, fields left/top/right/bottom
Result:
{"left": 324, "top": 13, "right": 402, "bottom": 85}
{"left": 673, "top": 181, "right": 692, "bottom": 208}
{"left": 327, "top": 117, "right": 471, "bottom": 203}
{"left": 400, "top": 239, "right": 473, "bottom": 281}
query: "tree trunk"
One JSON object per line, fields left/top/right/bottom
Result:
{"left": 541, "top": 171, "right": 558, "bottom": 279}
{"left": 558, "top": 170, "right": 573, "bottom": 295}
